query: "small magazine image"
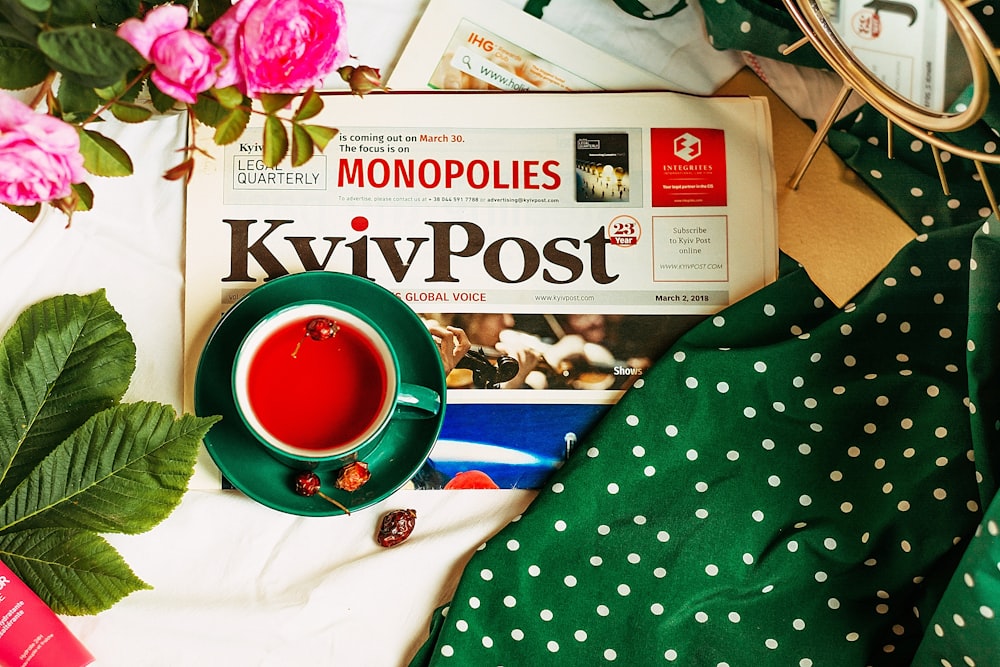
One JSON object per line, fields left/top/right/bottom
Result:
{"left": 576, "top": 133, "right": 631, "bottom": 203}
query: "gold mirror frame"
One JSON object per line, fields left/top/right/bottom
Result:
{"left": 782, "top": 0, "right": 1000, "bottom": 218}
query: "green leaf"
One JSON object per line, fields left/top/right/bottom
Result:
{"left": 211, "top": 85, "right": 244, "bottom": 111}
{"left": 303, "top": 124, "right": 338, "bottom": 152}
{"left": 259, "top": 92, "right": 294, "bottom": 114}
{"left": 56, "top": 76, "right": 100, "bottom": 116}
{"left": 291, "top": 124, "right": 314, "bottom": 168}
{"left": 147, "top": 78, "right": 177, "bottom": 114}
{"left": 95, "top": 0, "right": 143, "bottom": 27}
{"left": 263, "top": 115, "right": 288, "bottom": 167}
{"left": 2, "top": 202, "right": 41, "bottom": 222}
{"left": 18, "top": 0, "right": 50, "bottom": 12}
{"left": 37, "top": 26, "right": 143, "bottom": 89}
{"left": 70, "top": 181, "right": 94, "bottom": 212}
{"left": 0, "top": 402, "right": 219, "bottom": 535}
{"left": 191, "top": 91, "right": 226, "bottom": 127}
{"left": 213, "top": 106, "right": 250, "bottom": 145}
{"left": 0, "top": 291, "right": 134, "bottom": 501}
{"left": 0, "top": 527, "right": 149, "bottom": 615}
{"left": 110, "top": 101, "right": 152, "bottom": 123}
{"left": 0, "top": 41, "right": 48, "bottom": 88}
{"left": 293, "top": 88, "right": 324, "bottom": 121}
{"left": 78, "top": 127, "right": 134, "bottom": 177}
{"left": 192, "top": 0, "right": 229, "bottom": 28}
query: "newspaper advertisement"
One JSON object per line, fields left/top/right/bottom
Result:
{"left": 386, "top": 0, "right": 678, "bottom": 92}
{"left": 183, "top": 91, "right": 777, "bottom": 490}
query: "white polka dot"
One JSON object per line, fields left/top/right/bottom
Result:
{"left": 456, "top": 619, "right": 469, "bottom": 631}
{"left": 695, "top": 508, "right": 709, "bottom": 519}
{"left": 651, "top": 603, "right": 664, "bottom": 616}
{"left": 632, "top": 446, "right": 645, "bottom": 457}
{"left": 743, "top": 553, "right": 754, "bottom": 565}
{"left": 596, "top": 604, "right": 610, "bottom": 617}
{"left": 528, "top": 565, "right": 541, "bottom": 577}
{"left": 440, "top": 645, "right": 454, "bottom": 657}
{"left": 695, "top": 611, "right": 709, "bottom": 623}
{"left": 587, "top": 447, "right": 600, "bottom": 458}
{"left": 706, "top": 564, "right": 719, "bottom": 576}
{"left": 766, "top": 638, "right": 779, "bottom": 649}
{"left": 482, "top": 636, "right": 493, "bottom": 648}
{"left": 469, "top": 596, "right": 481, "bottom": 608}
{"left": 685, "top": 377, "right": 698, "bottom": 388}
{"left": 754, "top": 361, "right": 767, "bottom": 372}
{"left": 713, "top": 315, "right": 726, "bottom": 327}
{"left": 597, "top": 525, "right": 610, "bottom": 536}
{"left": 752, "top": 510, "right": 765, "bottom": 522}
{"left": 504, "top": 595, "right": 517, "bottom": 607}
{"left": 507, "top": 539, "right": 520, "bottom": 551}
{"left": 665, "top": 649, "right": 678, "bottom": 661}
{"left": 633, "top": 515, "right": 646, "bottom": 525}
{"left": 540, "top": 609, "right": 554, "bottom": 621}
{"left": 604, "top": 649, "right": 617, "bottom": 661}
{"left": 480, "top": 569, "right": 493, "bottom": 581}
{"left": 686, "top": 449, "right": 699, "bottom": 461}
{"left": 626, "top": 414, "right": 639, "bottom": 426}
{"left": 768, "top": 475, "right": 781, "bottom": 487}
{"left": 764, "top": 304, "right": 776, "bottom": 316}
{"left": 607, "top": 483, "right": 619, "bottom": 495}
{"left": 740, "top": 21, "right": 751, "bottom": 33}
{"left": 564, "top": 575, "right": 577, "bottom": 587}
{"left": 554, "top": 520, "right": 567, "bottom": 531}
{"left": 511, "top": 628, "right": 524, "bottom": 641}
{"left": 717, "top": 381, "right": 730, "bottom": 393}
{"left": 673, "top": 351, "right": 686, "bottom": 362}
{"left": 551, "top": 483, "right": 564, "bottom": 493}
{"left": 591, "top": 556, "right": 603, "bottom": 566}
{"left": 729, "top": 611, "right": 741, "bottom": 623}
{"left": 575, "top": 630, "right": 587, "bottom": 641}
{"left": 744, "top": 407, "right": 757, "bottom": 418}
{"left": 658, "top": 531, "right": 671, "bottom": 542}
{"left": 547, "top": 640, "right": 560, "bottom": 652}
{"left": 665, "top": 425, "right": 679, "bottom": 437}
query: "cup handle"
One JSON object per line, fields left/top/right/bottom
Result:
{"left": 395, "top": 383, "right": 441, "bottom": 419}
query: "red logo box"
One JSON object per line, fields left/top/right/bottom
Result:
{"left": 650, "top": 128, "right": 727, "bottom": 207}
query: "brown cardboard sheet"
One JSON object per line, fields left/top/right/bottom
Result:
{"left": 716, "top": 69, "right": 915, "bottom": 307}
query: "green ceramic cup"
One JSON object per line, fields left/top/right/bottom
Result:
{"left": 232, "top": 300, "right": 440, "bottom": 470}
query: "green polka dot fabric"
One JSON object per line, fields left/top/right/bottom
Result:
{"left": 409, "top": 3, "right": 1000, "bottom": 665}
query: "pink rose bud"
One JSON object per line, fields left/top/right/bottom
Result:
{"left": 339, "top": 65, "right": 387, "bottom": 95}
{"left": 0, "top": 94, "right": 86, "bottom": 207}
{"left": 209, "top": 0, "right": 350, "bottom": 98}
{"left": 118, "top": 5, "right": 221, "bottom": 104}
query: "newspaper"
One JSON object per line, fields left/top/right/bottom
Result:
{"left": 386, "top": 0, "right": 679, "bottom": 92}
{"left": 182, "top": 89, "right": 777, "bottom": 490}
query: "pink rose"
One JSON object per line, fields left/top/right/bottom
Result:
{"left": 209, "top": 0, "right": 349, "bottom": 97}
{"left": 118, "top": 5, "right": 222, "bottom": 104}
{"left": 0, "top": 94, "right": 86, "bottom": 207}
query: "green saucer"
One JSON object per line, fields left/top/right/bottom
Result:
{"left": 194, "top": 272, "right": 446, "bottom": 516}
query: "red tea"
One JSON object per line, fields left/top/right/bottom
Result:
{"left": 246, "top": 316, "right": 390, "bottom": 451}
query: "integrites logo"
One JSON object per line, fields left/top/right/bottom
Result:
{"left": 337, "top": 157, "right": 561, "bottom": 190}
{"left": 664, "top": 132, "right": 713, "bottom": 172}
{"left": 221, "top": 216, "right": 619, "bottom": 285}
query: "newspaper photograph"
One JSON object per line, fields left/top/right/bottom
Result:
{"left": 183, "top": 91, "right": 777, "bottom": 490}
{"left": 386, "top": 0, "right": 677, "bottom": 92}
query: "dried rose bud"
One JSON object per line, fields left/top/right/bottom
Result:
{"left": 335, "top": 461, "right": 371, "bottom": 492}
{"left": 305, "top": 317, "right": 338, "bottom": 341}
{"left": 376, "top": 509, "right": 417, "bottom": 547}
{"left": 292, "top": 471, "right": 351, "bottom": 514}
{"left": 339, "top": 65, "right": 387, "bottom": 95}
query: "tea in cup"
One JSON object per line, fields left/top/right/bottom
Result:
{"left": 232, "top": 301, "right": 440, "bottom": 468}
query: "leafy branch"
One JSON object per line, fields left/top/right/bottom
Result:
{"left": 0, "top": 291, "right": 219, "bottom": 614}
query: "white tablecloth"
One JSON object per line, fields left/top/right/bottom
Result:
{"left": 0, "top": 2, "right": 748, "bottom": 664}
